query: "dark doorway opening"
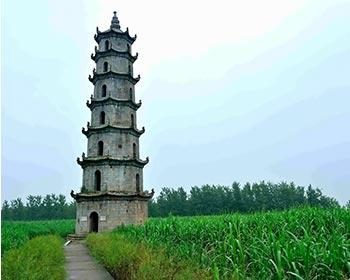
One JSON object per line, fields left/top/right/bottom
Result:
{"left": 89, "top": 212, "right": 99, "bottom": 233}
{"left": 94, "top": 170, "right": 101, "bottom": 191}
{"left": 98, "top": 141, "right": 104, "bottom": 156}
{"left": 100, "top": 111, "right": 106, "bottom": 125}
{"left": 133, "top": 143, "right": 137, "bottom": 158}
{"left": 136, "top": 173, "right": 140, "bottom": 193}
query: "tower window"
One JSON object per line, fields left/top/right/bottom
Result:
{"left": 105, "top": 40, "right": 109, "bottom": 50}
{"left": 136, "top": 174, "right": 140, "bottom": 193}
{"left": 98, "top": 141, "right": 104, "bottom": 156}
{"left": 133, "top": 143, "right": 136, "bottom": 158}
{"left": 94, "top": 170, "right": 101, "bottom": 191}
{"left": 102, "top": 85, "right": 107, "bottom": 97}
{"left": 103, "top": 62, "right": 108, "bottom": 72}
{"left": 128, "top": 64, "right": 131, "bottom": 74}
{"left": 100, "top": 111, "right": 106, "bottom": 124}
{"left": 129, "top": 88, "right": 133, "bottom": 99}
{"left": 131, "top": 114, "right": 134, "bottom": 127}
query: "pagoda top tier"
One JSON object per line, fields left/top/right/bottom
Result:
{"left": 94, "top": 11, "right": 136, "bottom": 44}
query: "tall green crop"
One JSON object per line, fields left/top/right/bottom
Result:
{"left": 117, "top": 207, "right": 350, "bottom": 279}
{"left": 2, "top": 235, "right": 65, "bottom": 280}
{"left": 1, "top": 219, "right": 75, "bottom": 254}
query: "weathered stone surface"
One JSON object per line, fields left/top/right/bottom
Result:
{"left": 73, "top": 12, "right": 152, "bottom": 234}
{"left": 75, "top": 199, "right": 148, "bottom": 234}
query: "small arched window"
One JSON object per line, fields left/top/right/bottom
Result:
{"left": 102, "top": 85, "right": 107, "bottom": 97}
{"left": 98, "top": 141, "right": 104, "bottom": 156}
{"left": 103, "top": 62, "right": 108, "bottom": 72}
{"left": 136, "top": 174, "right": 140, "bottom": 193}
{"left": 131, "top": 114, "right": 134, "bottom": 127}
{"left": 133, "top": 143, "right": 136, "bottom": 158}
{"left": 94, "top": 170, "right": 101, "bottom": 191}
{"left": 127, "top": 44, "right": 130, "bottom": 51}
{"left": 128, "top": 64, "right": 131, "bottom": 74}
{"left": 129, "top": 88, "right": 133, "bottom": 99}
{"left": 105, "top": 40, "right": 109, "bottom": 50}
{"left": 100, "top": 111, "right": 105, "bottom": 125}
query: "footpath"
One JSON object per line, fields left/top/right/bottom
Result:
{"left": 64, "top": 241, "right": 114, "bottom": 280}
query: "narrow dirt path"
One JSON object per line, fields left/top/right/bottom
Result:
{"left": 64, "top": 241, "right": 114, "bottom": 280}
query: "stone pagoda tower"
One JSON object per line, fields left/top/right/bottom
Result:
{"left": 71, "top": 12, "right": 154, "bottom": 234}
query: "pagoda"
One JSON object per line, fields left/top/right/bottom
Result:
{"left": 71, "top": 12, "right": 154, "bottom": 234}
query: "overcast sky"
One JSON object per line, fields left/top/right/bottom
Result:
{"left": 2, "top": 0, "right": 350, "bottom": 205}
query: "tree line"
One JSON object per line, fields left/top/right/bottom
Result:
{"left": 1, "top": 194, "right": 75, "bottom": 221}
{"left": 149, "top": 181, "right": 340, "bottom": 217}
{"left": 1, "top": 182, "right": 342, "bottom": 221}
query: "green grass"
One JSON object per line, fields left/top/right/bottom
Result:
{"left": 1, "top": 219, "right": 75, "bottom": 254}
{"left": 86, "top": 232, "right": 210, "bottom": 280}
{"left": 1, "top": 235, "right": 66, "bottom": 280}
{"left": 117, "top": 207, "right": 350, "bottom": 279}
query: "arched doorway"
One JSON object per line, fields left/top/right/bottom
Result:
{"left": 133, "top": 143, "right": 137, "bottom": 158}
{"left": 131, "top": 114, "right": 134, "bottom": 127}
{"left": 94, "top": 170, "right": 101, "bottom": 191}
{"left": 100, "top": 111, "right": 105, "bottom": 125}
{"left": 98, "top": 141, "right": 104, "bottom": 156}
{"left": 136, "top": 174, "right": 140, "bottom": 193}
{"left": 103, "top": 61, "right": 108, "bottom": 72}
{"left": 89, "top": 212, "right": 99, "bottom": 233}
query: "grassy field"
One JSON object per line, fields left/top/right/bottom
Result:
{"left": 86, "top": 233, "right": 210, "bottom": 279}
{"left": 1, "top": 220, "right": 74, "bottom": 280}
{"left": 2, "top": 235, "right": 66, "bottom": 280}
{"left": 1, "top": 219, "right": 74, "bottom": 253}
{"left": 116, "top": 207, "right": 350, "bottom": 279}
{"left": 1, "top": 209, "right": 349, "bottom": 279}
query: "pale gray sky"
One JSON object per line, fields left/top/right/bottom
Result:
{"left": 2, "top": 0, "right": 350, "bottom": 204}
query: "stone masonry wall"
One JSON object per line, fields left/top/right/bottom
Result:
{"left": 82, "top": 165, "right": 143, "bottom": 192}
{"left": 96, "top": 56, "right": 132, "bottom": 75}
{"left": 94, "top": 79, "right": 135, "bottom": 100}
{"left": 90, "top": 104, "right": 137, "bottom": 127}
{"left": 98, "top": 37, "right": 131, "bottom": 52}
{"left": 75, "top": 199, "right": 148, "bottom": 234}
{"left": 87, "top": 131, "right": 139, "bottom": 158}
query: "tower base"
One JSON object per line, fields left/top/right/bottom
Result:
{"left": 72, "top": 191, "right": 152, "bottom": 234}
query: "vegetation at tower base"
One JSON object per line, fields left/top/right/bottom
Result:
{"left": 2, "top": 235, "right": 65, "bottom": 280}
{"left": 111, "top": 207, "right": 350, "bottom": 279}
{"left": 1, "top": 219, "right": 74, "bottom": 254}
{"left": 86, "top": 233, "right": 210, "bottom": 280}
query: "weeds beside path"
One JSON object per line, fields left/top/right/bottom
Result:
{"left": 86, "top": 233, "right": 210, "bottom": 280}
{"left": 1, "top": 235, "right": 66, "bottom": 280}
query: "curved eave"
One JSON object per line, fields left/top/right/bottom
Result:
{"left": 91, "top": 49, "right": 138, "bottom": 63}
{"left": 89, "top": 71, "right": 140, "bottom": 85}
{"left": 76, "top": 156, "right": 149, "bottom": 168}
{"left": 71, "top": 190, "right": 154, "bottom": 202}
{"left": 94, "top": 27, "right": 136, "bottom": 44}
{"left": 82, "top": 125, "right": 145, "bottom": 137}
{"left": 86, "top": 97, "right": 141, "bottom": 110}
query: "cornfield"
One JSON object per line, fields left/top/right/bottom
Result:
{"left": 1, "top": 219, "right": 75, "bottom": 254}
{"left": 119, "top": 207, "right": 350, "bottom": 279}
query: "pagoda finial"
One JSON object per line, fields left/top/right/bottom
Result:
{"left": 111, "top": 11, "right": 120, "bottom": 30}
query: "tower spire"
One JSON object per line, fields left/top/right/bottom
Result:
{"left": 110, "top": 11, "right": 120, "bottom": 30}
